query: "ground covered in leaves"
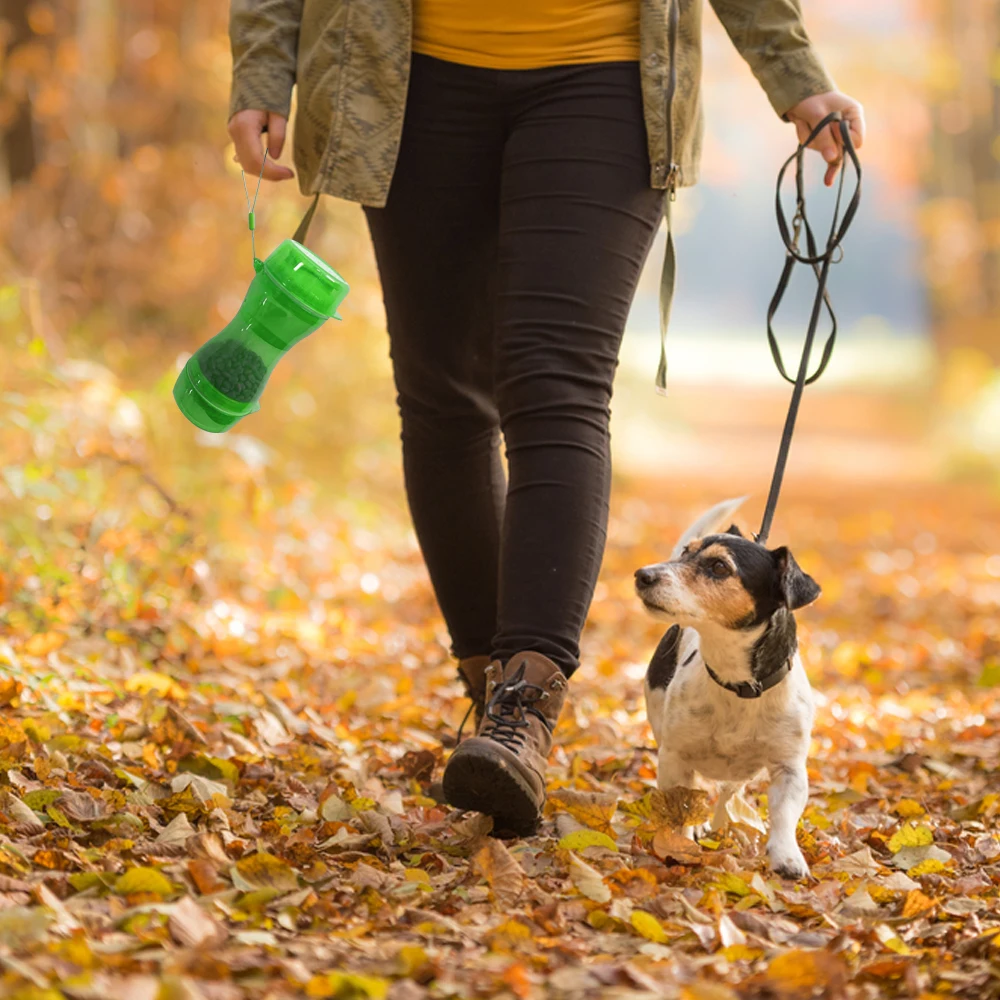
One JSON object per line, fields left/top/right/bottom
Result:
{"left": 2, "top": 349, "right": 1000, "bottom": 1000}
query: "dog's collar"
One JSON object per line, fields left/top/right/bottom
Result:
{"left": 703, "top": 657, "right": 792, "bottom": 699}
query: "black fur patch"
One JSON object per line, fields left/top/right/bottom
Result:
{"left": 647, "top": 624, "right": 682, "bottom": 690}
{"left": 751, "top": 608, "right": 798, "bottom": 681}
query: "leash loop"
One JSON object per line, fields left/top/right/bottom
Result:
{"left": 758, "top": 112, "right": 862, "bottom": 546}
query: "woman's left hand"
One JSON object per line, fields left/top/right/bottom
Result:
{"left": 785, "top": 92, "right": 865, "bottom": 186}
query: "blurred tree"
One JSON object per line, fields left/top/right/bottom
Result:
{"left": 922, "top": 0, "right": 1000, "bottom": 360}
{"left": 1, "top": 0, "right": 39, "bottom": 190}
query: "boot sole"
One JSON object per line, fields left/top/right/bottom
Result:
{"left": 442, "top": 745, "right": 541, "bottom": 837}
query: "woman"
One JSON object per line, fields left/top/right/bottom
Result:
{"left": 228, "top": 0, "right": 864, "bottom": 835}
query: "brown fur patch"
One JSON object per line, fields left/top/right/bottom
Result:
{"left": 679, "top": 543, "right": 755, "bottom": 628}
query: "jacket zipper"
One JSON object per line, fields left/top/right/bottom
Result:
{"left": 664, "top": 0, "right": 680, "bottom": 198}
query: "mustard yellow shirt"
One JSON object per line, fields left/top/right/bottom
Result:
{"left": 412, "top": 0, "right": 641, "bottom": 70}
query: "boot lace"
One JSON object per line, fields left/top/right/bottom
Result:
{"left": 483, "top": 661, "right": 551, "bottom": 750}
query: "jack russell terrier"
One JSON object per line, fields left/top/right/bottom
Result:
{"left": 634, "top": 498, "right": 820, "bottom": 880}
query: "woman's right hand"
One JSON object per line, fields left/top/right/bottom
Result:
{"left": 228, "top": 109, "right": 295, "bottom": 181}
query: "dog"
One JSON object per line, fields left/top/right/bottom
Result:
{"left": 634, "top": 498, "right": 820, "bottom": 880}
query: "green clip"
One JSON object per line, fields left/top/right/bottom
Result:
{"left": 248, "top": 211, "right": 256, "bottom": 231}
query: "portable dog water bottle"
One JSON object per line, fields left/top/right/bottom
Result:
{"left": 173, "top": 240, "right": 348, "bottom": 432}
{"left": 173, "top": 154, "right": 348, "bottom": 433}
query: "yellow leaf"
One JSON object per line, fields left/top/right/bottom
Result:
{"left": 473, "top": 838, "right": 524, "bottom": 907}
{"left": 875, "top": 923, "right": 910, "bottom": 955}
{"left": 630, "top": 910, "right": 667, "bottom": 943}
{"left": 901, "top": 889, "right": 936, "bottom": 919}
{"left": 713, "top": 872, "right": 752, "bottom": 897}
{"left": 887, "top": 823, "right": 933, "bottom": 853}
{"left": 306, "top": 973, "right": 388, "bottom": 1000}
{"left": 893, "top": 799, "right": 925, "bottom": 819}
{"left": 115, "top": 867, "right": 174, "bottom": 897}
{"left": 722, "top": 944, "right": 764, "bottom": 962}
{"left": 766, "top": 949, "right": 844, "bottom": 992}
{"left": 558, "top": 829, "right": 618, "bottom": 853}
{"left": 124, "top": 670, "right": 183, "bottom": 698}
{"left": 908, "top": 858, "right": 948, "bottom": 877}
{"left": 395, "top": 945, "right": 430, "bottom": 978}
{"left": 232, "top": 852, "right": 299, "bottom": 893}
{"left": 486, "top": 918, "right": 533, "bottom": 944}
{"left": 548, "top": 788, "right": 618, "bottom": 833}
{"left": 567, "top": 851, "right": 611, "bottom": 903}
{"left": 404, "top": 869, "right": 431, "bottom": 885}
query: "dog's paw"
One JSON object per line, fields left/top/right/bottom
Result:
{"left": 768, "top": 844, "right": 809, "bottom": 881}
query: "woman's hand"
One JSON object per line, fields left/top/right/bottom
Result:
{"left": 228, "top": 109, "right": 295, "bottom": 181}
{"left": 785, "top": 92, "right": 865, "bottom": 186}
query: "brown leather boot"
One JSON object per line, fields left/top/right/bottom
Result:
{"left": 456, "top": 655, "right": 490, "bottom": 737}
{"left": 443, "top": 651, "right": 568, "bottom": 836}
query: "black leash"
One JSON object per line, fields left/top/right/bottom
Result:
{"left": 757, "top": 112, "right": 862, "bottom": 546}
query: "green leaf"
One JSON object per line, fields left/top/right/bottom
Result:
{"left": 22, "top": 789, "right": 61, "bottom": 811}
{"left": 978, "top": 660, "right": 1000, "bottom": 687}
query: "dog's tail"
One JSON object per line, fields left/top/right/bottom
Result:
{"left": 671, "top": 496, "right": 748, "bottom": 560}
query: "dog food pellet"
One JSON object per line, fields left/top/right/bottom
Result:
{"left": 198, "top": 340, "right": 267, "bottom": 403}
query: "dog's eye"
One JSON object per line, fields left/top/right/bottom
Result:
{"left": 707, "top": 559, "right": 732, "bottom": 579}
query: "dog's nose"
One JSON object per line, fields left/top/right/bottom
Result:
{"left": 635, "top": 566, "right": 659, "bottom": 588}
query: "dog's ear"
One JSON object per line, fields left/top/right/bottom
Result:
{"left": 725, "top": 524, "right": 743, "bottom": 537}
{"left": 772, "top": 547, "right": 821, "bottom": 610}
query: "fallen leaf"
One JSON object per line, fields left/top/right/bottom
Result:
{"left": 891, "top": 844, "right": 952, "bottom": 872}
{"left": 168, "top": 895, "right": 227, "bottom": 948}
{"left": 630, "top": 910, "right": 668, "bottom": 943}
{"left": 718, "top": 914, "right": 747, "bottom": 948}
{"left": 473, "top": 838, "right": 524, "bottom": 906}
{"left": 765, "top": 949, "right": 846, "bottom": 994}
{"left": 567, "top": 851, "right": 611, "bottom": 904}
{"left": 557, "top": 829, "right": 618, "bottom": 853}
{"left": 548, "top": 788, "right": 618, "bottom": 833}
{"left": 887, "top": 822, "right": 933, "bottom": 853}
{"left": 651, "top": 828, "right": 703, "bottom": 865}
{"left": 901, "top": 889, "right": 936, "bottom": 918}
{"left": 232, "top": 852, "right": 298, "bottom": 893}
{"left": 59, "top": 790, "right": 108, "bottom": 823}
{"left": 724, "top": 791, "right": 768, "bottom": 835}
{"left": 156, "top": 812, "right": 196, "bottom": 848}
{"left": 188, "top": 859, "right": 225, "bottom": 896}
{"left": 841, "top": 883, "right": 881, "bottom": 916}
{"left": 831, "top": 846, "right": 883, "bottom": 877}
{"left": 115, "top": 867, "right": 175, "bottom": 897}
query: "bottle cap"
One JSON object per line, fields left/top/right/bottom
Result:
{"left": 261, "top": 239, "right": 350, "bottom": 320}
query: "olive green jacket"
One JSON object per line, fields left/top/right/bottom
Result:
{"left": 229, "top": 0, "right": 835, "bottom": 208}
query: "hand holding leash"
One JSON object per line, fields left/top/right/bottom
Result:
{"left": 757, "top": 112, "right": 862, "bottom": 546}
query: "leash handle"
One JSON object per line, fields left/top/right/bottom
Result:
{"left": 758, "top": 112, "right": 862, "bottom": 546}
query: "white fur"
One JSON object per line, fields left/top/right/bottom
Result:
{"left": 641, "top": 499, "right": 816, "bottom": 880}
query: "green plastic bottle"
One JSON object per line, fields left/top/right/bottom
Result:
{"left": 173, "top": 239, "right": 349, "bottom": 433}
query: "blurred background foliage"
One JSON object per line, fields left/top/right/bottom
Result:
{"left": 0, "top": 0, "right": 998, "bottom": 558}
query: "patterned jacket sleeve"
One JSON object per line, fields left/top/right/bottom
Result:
{"left": 229, "top": 0, "right": 304, "bottom": 120}
{"left": 708, "top": 0, "right": 836, "bottom": 118}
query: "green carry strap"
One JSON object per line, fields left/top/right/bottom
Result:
{"left": 293, "top": 193, "right": 322, "bottom": 245}
{"left": 655, "top": 191, "right": 677, "bottom": 395}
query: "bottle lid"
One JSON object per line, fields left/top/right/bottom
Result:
{"left": 261, "top": 239, "right": 349, "bottom": 320}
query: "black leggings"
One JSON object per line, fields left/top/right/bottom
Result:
{"left": 364, "top": 53, "right": 663, "bottom": 677}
